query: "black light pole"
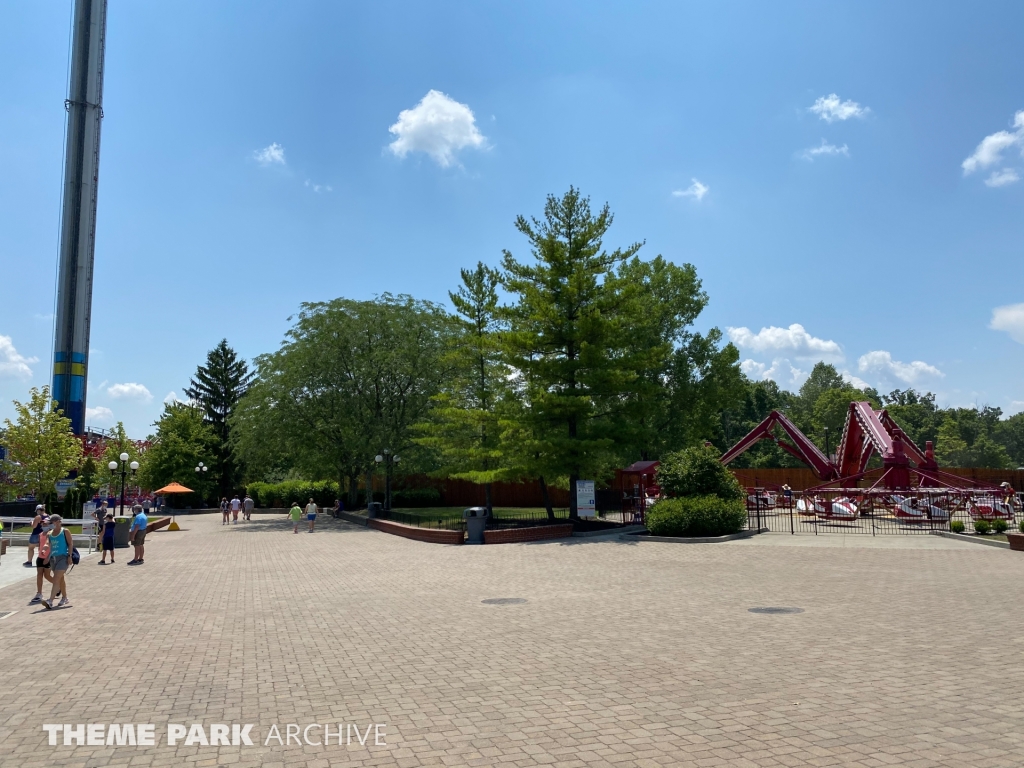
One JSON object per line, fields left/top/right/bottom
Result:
{"left": 823, "top": 427, "right": 831, "bottom": 461}
{"left": 108, "top": 452, "right": 139, "bottom": 516}
{"left": 374, "top": 450, "right": 401, "bottom": 512}
{"left": 194, "top": 461, "right": 209, "bottom": 507}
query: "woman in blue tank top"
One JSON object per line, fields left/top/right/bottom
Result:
{"left": 42, "top": 515, "right": 74, "bottom": 610}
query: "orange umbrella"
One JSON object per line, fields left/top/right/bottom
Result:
{"left": 154, "top": 482, "right": 194, "bottom": 494}
{"left": 153, "top": 482, "right": 195, "bottom": 530}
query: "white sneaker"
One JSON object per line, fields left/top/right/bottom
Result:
{"left": 58, "top": 598, "right": 71, "bottom": 608}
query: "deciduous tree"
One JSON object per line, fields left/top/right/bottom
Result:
{"left": 1, "top": 386, "right": 82, "bottom": 506}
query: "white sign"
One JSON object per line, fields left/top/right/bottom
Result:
{"left": 575, "top": 480, "right": 596, "bottom": 517}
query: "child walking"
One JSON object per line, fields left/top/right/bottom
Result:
{"left": 288, "top": 501, "right": 302, "bottom": 534}
{"left": 99, "top": 513, "right": 116, "bottom": 564}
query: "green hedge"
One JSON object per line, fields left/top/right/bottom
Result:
{"left": 645, "top": 495, "right": 746, "bottom": 538}
{"left": 246, "top": 480, "right": 340, "bottom": 508}
{"left": 245, "top": 481, "right": 442, "bottom": 509}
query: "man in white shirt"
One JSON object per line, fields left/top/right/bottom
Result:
{"left": 305, "top": 498, "right": 318, "bottom": 533}
{"left": 230, "top": 495, "right": 241, "bottom": 524}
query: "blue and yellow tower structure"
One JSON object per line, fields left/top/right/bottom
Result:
{"left": 52, "top": 0, "right": 107, "bottom": 434}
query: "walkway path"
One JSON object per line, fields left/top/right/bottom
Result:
{"left": 0, "top": 513, "right": 1021, "bottom": 767}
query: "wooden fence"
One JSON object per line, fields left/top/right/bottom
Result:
{"left": 390, "top": 466, "right": 1024, "bottom": 508}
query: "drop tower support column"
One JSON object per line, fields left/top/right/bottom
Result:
{"left": 53, "top": 0, "right": 107, "bottom": 434}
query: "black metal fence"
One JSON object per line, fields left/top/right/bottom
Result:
{"left": 375, "top": 509, "right": 465, "bottom": 531}
{"left": 374, "top": 507, "right": 575, "bottom": 532}
{"left": 745, "top": 489, "right": 1020, "bottom": 536}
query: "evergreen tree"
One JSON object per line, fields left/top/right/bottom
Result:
{"left": 414, "top": 263, "right": 507, "bottom": 512}
{"left": 185, "top": 339, "right": 254, "bottom": 497}
{"left": 501, "top": 188, "right": 643, "bottom": 518}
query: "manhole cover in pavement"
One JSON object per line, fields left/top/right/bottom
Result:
{"left": 481, "top": 598, "right": 528, "bottom": 605}
{"left": 0, "top": 611, "right": 16, "bottom": 621}
{"left": 748, "top": 607, "right": 804, "bottom": 614}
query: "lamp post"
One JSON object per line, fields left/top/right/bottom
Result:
{"left": 194, "top": 462, "right": 209, "bottom": 507}
{"left": 823, "top": 427, "right": 831, "bottom": 462}
{"left": 374, "top": 450, "right": 401, "bottom": 512}
{"left": 108, "top": 452, "right": 139, "bottom": 516}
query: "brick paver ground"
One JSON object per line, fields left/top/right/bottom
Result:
{"left": 1, "top": 513, "right": 1022, "bottom": 767}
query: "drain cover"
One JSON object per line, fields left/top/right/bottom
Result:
{"left": 481, "top": 598, "right": 527, "bottom": 605}
{"left": 748, "top": 607, "right": 804, "bottom": 614}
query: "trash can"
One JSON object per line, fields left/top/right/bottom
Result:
{"left": 367, "top": 502, "right": 383, "bottom": 519}
{"left": 113, "top": 518, "right": 133, "bottom": 548}
{"left": 463, "top": 506, "right": 490, "bottom": 545}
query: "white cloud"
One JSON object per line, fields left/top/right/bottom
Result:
{"left": 727, "top": 323, "right": 844, "bottom": 362}
{"left": 857, "top": 350, "right": 944, "bottom": 385}
{"left": 962, "top": 110, "right": 1024, "bottom": 176}
{"left": 985, "top": 168, "right": 1020, "bottom": 187}
{"left": 85, "top": 405, "right": 115, "bottom": 427}
{"left": 253, "top": 142, "right": 286, "bottom": 166}
{"left": 841, "top": 371, "right": 871, "bottom": 390}
{"left": 107, "top": 382, "right": 153, "bottom": 402}
{"left": 672, "top": 179, "right": 709, "bottom": 201}
{"left": 990, "top": 303, "right": 1024, "bottom": 343}
{"left": 809, "top": 93, "right": 870, "bottom": 123}
{"left": 388, "top": 90, "right": 487, "bottom": 167}
{"left": 304, "top": 179, "right": 333, "bottom": 193}
{"left": 0, "top": 334, "right": 38, "bottom": 378}
{"left": 741, "top": 358, "right": 808, "bottom": 389}
{"left": 800, "top": 139, "right": 850, "bottom": 161}
{"left": 163, "top": 391, "right": 185, "bottom": 405}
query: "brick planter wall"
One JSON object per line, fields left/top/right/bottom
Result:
{"left": 146, "top": 517, "right": 171, "bottom": 533}
{"left": 484, "top": 523, "right": 574, "bottom": 544}
{"left": 368, "top": 518, "right": 463, "bottom": 545}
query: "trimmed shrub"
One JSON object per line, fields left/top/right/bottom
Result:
{"left": 645, "top": 495, "right": 746, "bottom": 538}
{"left": 949, "top": 520, "right": 965, "bottom": 534}
{"left": 656, "top": 445, "right": 743, "bottom": 501}
{"left": 974, "top": 520, "right": 992, "bottom": 535}
{"left": 246, "top": 480, "right": 339, "bottom": 508}
{"left": 992, "top": 519, "right": 1009, "bottom": 534}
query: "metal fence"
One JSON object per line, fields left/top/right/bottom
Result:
{"left": 745, "top": 488, "right": 1020, "bottom": 535}
{"left": 374, "top": 507, "right": 575, "bottom": 532}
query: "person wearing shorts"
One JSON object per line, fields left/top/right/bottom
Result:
{"left": 29, "top": 517, "right": 54, "bottom": 604}
{"left": 305, "top": 498, "right": 318, "bottom": 533}
{"left": 220, "top": 498, "right": 229, "bottom": 525}
{"left": 288, "top": 502, "right": 302, "bottom": 534}
{"left": 128, "top": 505, "right": 148, "bottom": 566}
{"left": 42, "top": 514, "right": 74, "bottom": 609}
{"left": 25, "top": 505, "right": 45, "bottom": 567}
{"left": 230, "top": 494, "right": 241, "bottom": 523}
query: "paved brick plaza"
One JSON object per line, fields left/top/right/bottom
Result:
{"left": 1, "top": 514, "right": 1022, "bottom": 768}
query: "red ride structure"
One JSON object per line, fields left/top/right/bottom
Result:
{"left": 720, "top": 401, "right": 998, "bottom": 493}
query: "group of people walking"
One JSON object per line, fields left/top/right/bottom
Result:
{"left": 220, "top": 494, "right": 255, "bottom": 524}
{"left": 23, "top": 500, "right": 150, "bottom": 610}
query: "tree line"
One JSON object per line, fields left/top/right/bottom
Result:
{"left": 4, "top": 188, "right": 1021, "bottom": 510}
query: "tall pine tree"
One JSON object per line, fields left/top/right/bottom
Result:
{"left": 415, "top": 262, "right": 507, "bottom": 512}
{"left": 501, "top": 188, "right": 642, "bottom": 518}
{"left": 185, "top": 339, "right": 254, "bottom": 498}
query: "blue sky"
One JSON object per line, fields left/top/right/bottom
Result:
{"left": 2, "top": 1, "right": 1023, "bottom": 438}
